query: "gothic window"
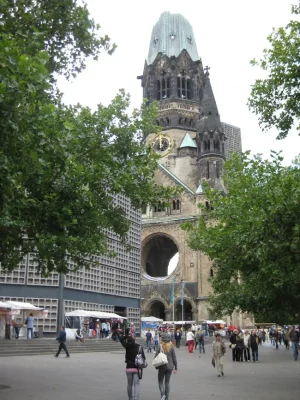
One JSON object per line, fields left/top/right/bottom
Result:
{"left": 207, "top": 161, "right": 210, "bottom": 179}
{"left": 177, "top": 70, "right": 192, "bottom": 100}
{"left": 172, "top": 199, "right": 180, "bottom": 211}
{"left": 155, "top": 201, "right": 165, "bottom": 212}
{"left": 214, "top": 139, "right": 220, "bottom": 151}
{"left": 157, "top": 72, "right": 170, "bottom": 100}
{"left": 204, "top": 140, "right": 210, "bottom": 151}
{"left": 178, "top": 117, "right": 182, "bottom": 126}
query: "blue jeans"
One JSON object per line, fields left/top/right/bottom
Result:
{"left": 27, "top": 328, "right": 33, "bottom": 339}
{"left": 251, "top": 348, "right": 258, "bottom": 361}
{"left": 291, "top": 342, "right": 298, "bottom": 361}
{"left": 146, "top": 340, "right": 151, "bottom": 352}
{"left": 126, "top": 372, "right": 139, "bottom": 400}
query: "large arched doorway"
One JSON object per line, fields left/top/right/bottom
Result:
{"left": 142, "top": 234, "right": 179, "bottom": 278}
{"left": 175, "top": 300, "right": 193, "bottom": 321}
{"left": 149, "top": 301, "right": 166, "bottom": 320}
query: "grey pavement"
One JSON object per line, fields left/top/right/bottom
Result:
{"left": 0, "top": 340, "right": 299, "bottom": 400}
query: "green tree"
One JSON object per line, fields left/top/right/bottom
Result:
{"left": 183, "top": 152, "right": 300, "bottom": 324}
{"left": 248, "top": 2, "right": 300, "bottom": 139}
{"left": 0, "top": 0, "right": 172, "bottom": 275}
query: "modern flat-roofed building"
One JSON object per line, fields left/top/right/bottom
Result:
{"left": 0, "top": 194, "right": 141, "bottom": 336}
{"left": 222, "top": 122, "right": 242, "bottom": 156}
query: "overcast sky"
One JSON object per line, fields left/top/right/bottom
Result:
{"left": 58, "top": 0, "right": 298, "bottom": 165}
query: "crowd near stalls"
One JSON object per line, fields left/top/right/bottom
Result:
{"left": 65, "top": 309, "right": 128, "bottom": 341}
{"left": 0, "top": 301, "right": 48, "bottom": 339}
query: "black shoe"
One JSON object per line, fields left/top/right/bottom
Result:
{"left": 66, "top": 355, "right": 70, "bottom": 358}
{"left": 221, "top": 371, "right": 224, "bottom": 376}
{"left": 217, "top": 374, "right": 220, "bottom": 377}
{"left": 54, "top": 355, "right": 58, "bottom": 357}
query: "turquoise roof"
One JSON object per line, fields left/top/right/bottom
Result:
{"left": 180, "top": 133, "right": 197, "bottom": 149}
{"left": 196, "top": 184, "right": 204, "bottom": 194}
{"left": 147, "top": 12, "right": 200, "bottom": 65}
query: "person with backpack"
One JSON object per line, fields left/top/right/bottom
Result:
{"left": 119, "top": 333, "right": 146, "bottom": 400}
{"left": 154, "top": 332, "right": 177, "bottom": 400}
{"left": 212, "top": 333, "right": 226, "bottom": 377}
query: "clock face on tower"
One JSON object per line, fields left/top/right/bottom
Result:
{"left": 152, "top": 134, "right": 172, "bottom": 154}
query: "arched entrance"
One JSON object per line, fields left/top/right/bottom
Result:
{"left": 149, "top": 301, "right": 166, "bottom": 320}
{"left": 142, "top": 233, "right": 179, "bottom": 278}
{"left": 175, "top": 299, "right": 193, "bottom": 321}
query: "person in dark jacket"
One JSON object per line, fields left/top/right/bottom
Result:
{"left": 249, "top": 330, "right": 258, "bottom": 362}
{"left": 236, "top": 333, "right": 244, "bottom": 362}
{"left": 119, "top": 334, "right": 146, "bottom": 400}
{"left": 155, "top": 333, "right": 178, "bottom": 400}
{"left": 55, "top": 326, "right": 70, "bottom": 358}
{"left": 289, "top": 326, "right": 300, "bottom": 361}
{"left": 229, "top": 330, "right": 238, "bottom": 361}
{"left": 175, "top": 329, "right": 182, "bottom": 348}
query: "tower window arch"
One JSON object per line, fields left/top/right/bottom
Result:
{"left": 157, "top": 71, "right": 170, "bottom": 100}
{"left": 177, "top": 70, "right": 192, "bottom": 100}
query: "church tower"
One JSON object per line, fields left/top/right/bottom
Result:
{"left": 139, "top": 12, "right": 248, "bottom": 327}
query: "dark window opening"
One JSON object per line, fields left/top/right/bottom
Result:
{"left": 179, "top": 117, "right": 182, "bottom": 126}
{"left": 207, "top": 161, "right": 210, "bottom": 179}
{"left": 177, "top": 76, "right": 192, "bottom": 99}
{"left": 216, "top": 161, "right": 220, "bottom": 178}
{"left": 172, "top": 199, "right": 180, "bottom": 211}
{"left": 157, "top": 74, "right": 170, "bottom": 100}
{"left": 204, "top": 140, "right": 210, "bottom": 151}
{"left": 214, "top": 140, "right": 220, "bottom": 151}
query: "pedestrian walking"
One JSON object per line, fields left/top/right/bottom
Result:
{"left": 229, "top": 329, "right": 238, "bottom": 361}
{"left": 175, "top": 329, "right": 181, "bottom": 348}
{"left": 186, "top": 329, "right": 195, "bottom": 353}
{"left": 119, "top": 333, "right": 146, "bottom": 400}
{"left": 236, "top": 333, "right": 244, "bottom": 362}
{"left": 249, "top": 330, "right": 258, "bottom": 362}
{"left": 195, "top": 328, "right": 201, "bottom": 350}
{"left": 55, "top": 326, "right": 70, "bottom": 358}
{"left": 155, "top": 333, "right": 177, "bottom": 400}
{"left": 212, "top": 333, "right": 226, "bottom": 377}
{"left": 283, "top": 330, "right": 290, "bottom": 350}
{"left": 289, "top": 326, "right": 300, "bottom": 361}
{"left": 153, "top": 331, "right": 159, "bottom": 352}
{"left": 25, "top": 313, "right": 34, "bottom": 339}
{"left": 145, "top": 329, "right": 152, "bottom": 353}
{"left": 243, "top": 330, "right": 251, "bottom": 362}
{"left": 199, "top": 331, "right": 205, "bottom": 355}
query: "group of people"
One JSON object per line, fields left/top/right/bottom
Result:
{"left": 229, "top": 329, "right": 259, "bottom": 362}
{"left": 121, "top": 330, "right": 177, "bottom": 400}
{"left": 186, "top": 328, "right": 205, "bottom": 355}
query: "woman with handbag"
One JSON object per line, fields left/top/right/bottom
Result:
{"left": 154, "top": 333, "right": 177, "bottom": 400}
{"left": 119, "top": 334, "right": 146, "bottom": 400}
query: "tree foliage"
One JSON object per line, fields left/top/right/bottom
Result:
{"left": 0, "top": 0, "right": 174, "bottom": 275}
{"left": 248, "top": 2, "right": 300, "bottom": 139}
{"left": 183, "top": 152, "right": 300, "bottom": 324}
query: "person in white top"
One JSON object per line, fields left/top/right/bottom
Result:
{"left": 243, "top": 331, "right": 251, "bottom": 362}
{"left": 186, "top": 329, "right": 195, "bottom": 353}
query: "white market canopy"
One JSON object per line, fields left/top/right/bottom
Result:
{"left": 141, "top": 317, "right": 163, "bottom": 322}
{"left": 4, "top": 301, "right": 48, "bottom": 317}
{"left": 65, "top": 309, "right": 127, "bottom": 320}
{"left": 0, "top": 301, "right": 12, "bottom": 309}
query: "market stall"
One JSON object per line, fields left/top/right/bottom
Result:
{"left": 0, "top": 302, "right": 12, "bottom": 339}
{"left": 65, "top": 309, "right": 127, "bottom": 340}
{"left": 0, "top": 301, "right": 48, "bottom": 339}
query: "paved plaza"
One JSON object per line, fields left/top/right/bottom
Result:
{"left": 0, "top": 340, "right": 299, "bottom": 399}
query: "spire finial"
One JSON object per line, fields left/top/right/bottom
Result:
{"left": 204, "top": 65, "right": 210, "bottom": 76}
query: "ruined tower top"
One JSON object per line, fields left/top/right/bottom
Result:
{"left": 147, "top": 11, "right": 200, "bottom": 65}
